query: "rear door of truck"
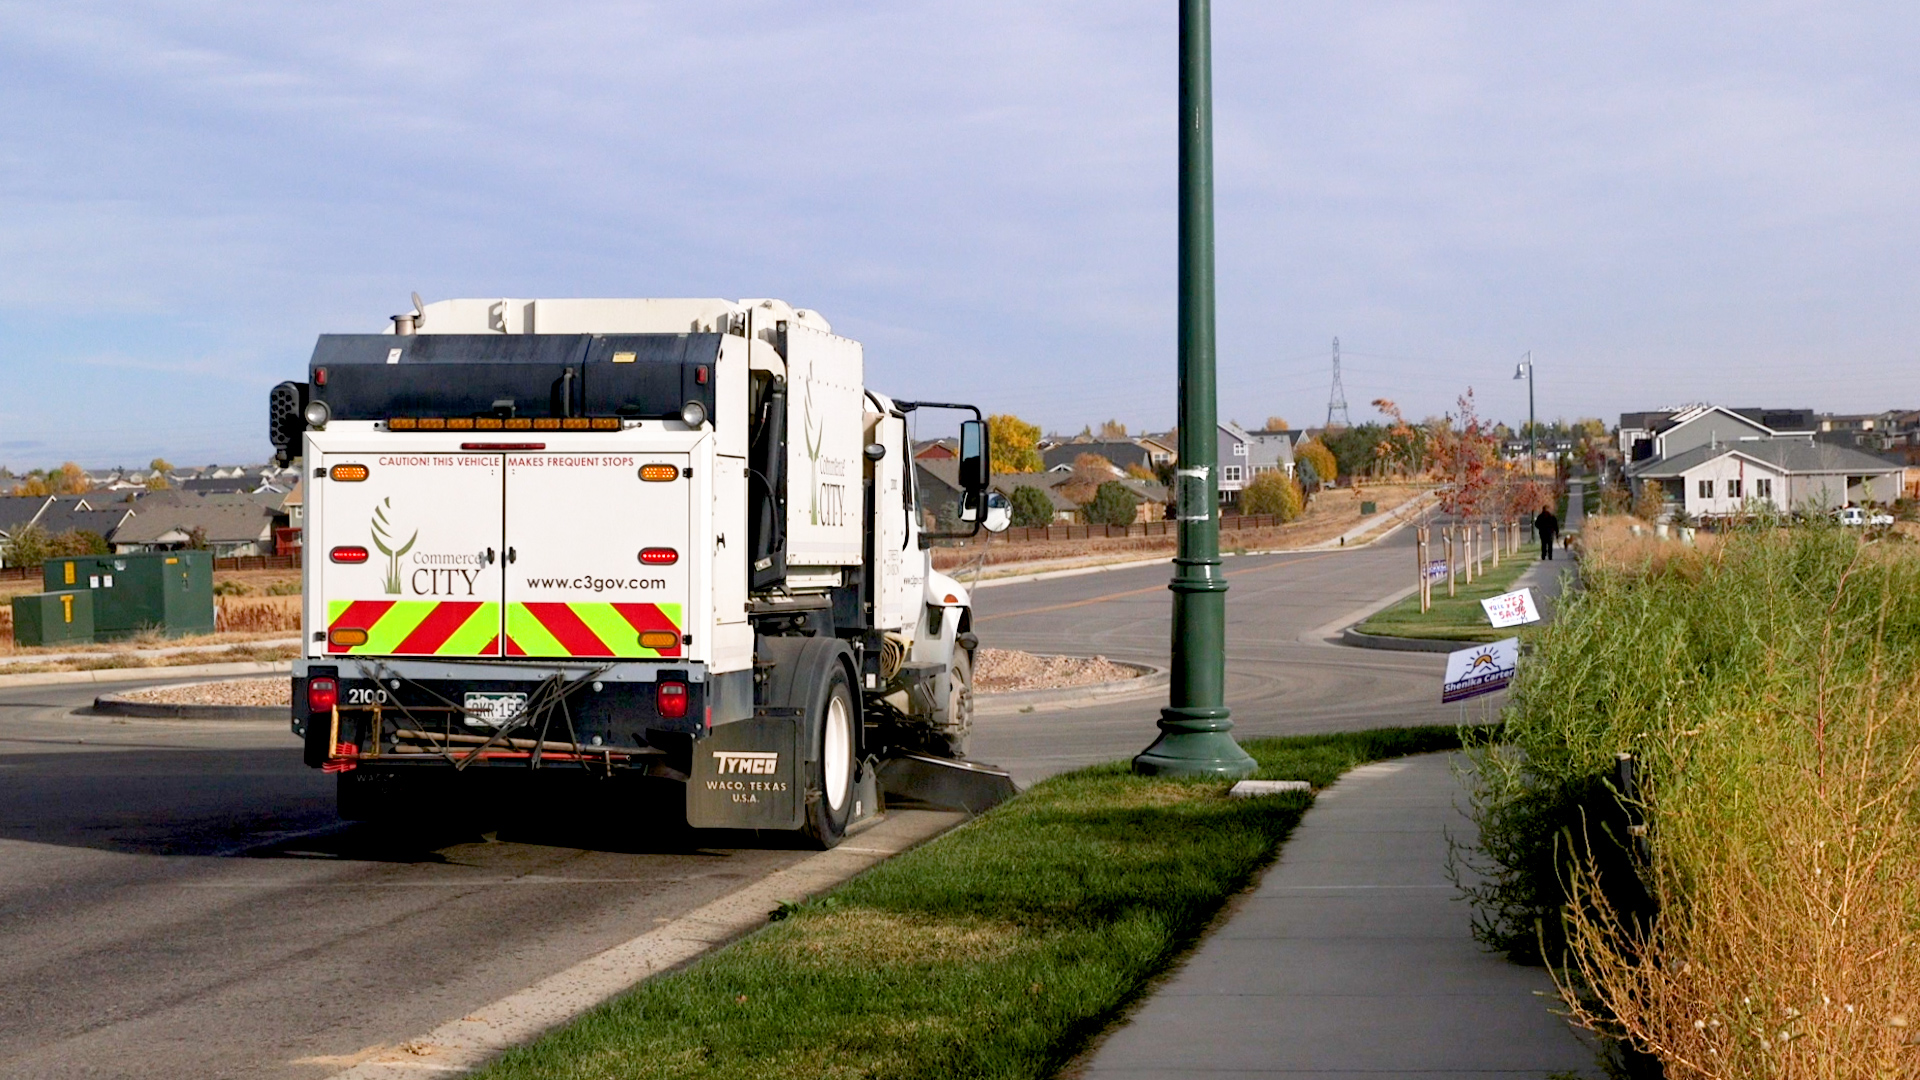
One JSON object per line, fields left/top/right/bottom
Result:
{"left": 502, "top": 452, "right": 690, "bottom": 658}
{"left": 317, "top": 452, "right": 506, "bottom": 656}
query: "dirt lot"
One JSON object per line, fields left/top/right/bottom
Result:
{"left": 974, "top": 648, "right": 1140, "bottom": 693}
{"left": 933, "top": 482, "right": 1433, "bottom": 577}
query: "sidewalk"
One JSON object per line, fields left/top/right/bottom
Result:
{"left": 1078, "top": 754, "right": 1597, "bottom": 1079}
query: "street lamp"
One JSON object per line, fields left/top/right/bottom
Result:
{"left": 1132, "top": 0, "right": 1254, "bottom": 780}
{"left": 1513, "top": 352, "right": 1535, "bottom": 475}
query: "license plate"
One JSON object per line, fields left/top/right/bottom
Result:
{"left": 463, "top": 692, "right": 528, "bottom": 727}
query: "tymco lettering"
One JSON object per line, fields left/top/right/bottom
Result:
{"left": 713, "top": 751, "right": 779, "bottom": 775}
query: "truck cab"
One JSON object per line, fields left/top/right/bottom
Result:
{"left": 271, "top": 297, "right": 1010, "bottom": 847}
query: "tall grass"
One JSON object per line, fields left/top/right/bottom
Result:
{"left": 214, "top": 595, "right": 301, "bottom": 633}
{"left": 1465, "top": 521, "right": 1920, "bottom": 1077}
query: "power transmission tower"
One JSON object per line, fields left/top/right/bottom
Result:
{"left": 1324, "top": 337, "right": 1351, "bottom": 429}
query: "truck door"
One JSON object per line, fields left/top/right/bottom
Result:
{"left": 317, "top": 452, "right": 505, "bottom": 657}
{"left": 502, "top": 453, "right": 691, "bottom": 658}
{"left": 871, "top": 412, "right": 913, "bottom": 632}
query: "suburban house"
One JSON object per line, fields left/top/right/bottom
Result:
{"left": 111, "top": 499, "right": 276, "bottom": 557}
{"left": 912, "top": 438, "right": 956, "bottom": 461}
{"left": 1135, "top": 433, "right": 1178, "bottom": 467}
{"left": 1628, "top": 426, "right": 1906, "bottom": 519}
{"left": 1216, "top": 422, "right": 1296, "bottom": 508}
{"left": 1618, "top": 405, "right": 1816, "bottom": 461}
{"left": 0, "top": 496, "right": 52, "bottom": 567}
{"left": 1042, "top": 440, "right": 1156, "bottom": 476}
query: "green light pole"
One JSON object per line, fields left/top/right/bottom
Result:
{"left": 1134, "top": 0, "right": 1256, "bottom": 780}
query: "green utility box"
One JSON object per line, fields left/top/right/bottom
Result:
{"left": 10, "top": 590, "right": 94, "bottom": 647}
{"left": 1360, "top": 501, "right": 1377, "bottom": 515}
{"left": 43, "top": 551, "right": 215, "bottom": 640}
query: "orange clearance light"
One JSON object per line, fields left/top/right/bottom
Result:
{"left": 504, "top": 417, "right": 533, "bottom": 430}
{"left": 475, "top": 417, "right": 503, "bottom": 430}
{"left": 447, "top": 417, "right": 475, "bottom": 430}
{"left": 562, "top": 417, "right": 591, "bottom": 430}
{"left": 638, "top": 464, "right": 679, "bottom": 482}
{"left": 638, "top": 630, "right": 679, "bottom": 650}
{"left": 532, "top": 418, "right": 561, "bottom": 430}
{"left": 639, "top": 547, "right": 679, "bottom": 565}
{"left": 591, "top": 417, "right": 621, "bottom": 430}
{"left": 330, "top": 545, "right": 369, "bottom": 563}
{"left": 418, "top": 417, "right": 447, "bottom": 430}
{"left": 329, "top": 463, "right": 370, "bottom": 482}
{"left": 388, "top": 416, "right": 418, "bottom": 430}
{"left": 329, "top": 628, "right": 369, "bottom": 646}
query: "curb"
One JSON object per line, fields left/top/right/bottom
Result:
{"left": 94, "top": 681, "right": 289, "bottom": 722}
{"left": 1338, "top": 627, "right": 1471, "bottom": 654}
{"left": 973, "top": 660, "right": 1166, "bottom": 715}
{"left": 0, "top": 660, "right": 293, "bottom": 690}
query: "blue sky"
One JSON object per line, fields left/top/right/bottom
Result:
{"left": 2, "top": 2, "right": 1917, "bottom": 467}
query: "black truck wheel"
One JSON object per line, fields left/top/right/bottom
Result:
{"left": 802, "top": 663, "right": 857, "bottom": 849}
{"left": 935, "top": 646, "right": 973, "bottom": 759}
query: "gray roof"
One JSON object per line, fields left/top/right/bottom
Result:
{"left": 34, "top": 505, "right": 135, "bottom": 540}
{"left": 1630, "top": 437, "right": 1907, "bottom": 479}
{"left": 112, "top": 499, "right": 274, "bottom": 545}
{"left": 0, "top": 495, "right": 50, "bottom": 535}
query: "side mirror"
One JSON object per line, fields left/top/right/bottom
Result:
{"left": 983, "top": 491, "right": 1012, "bottom": 533}
{"left": 958, "top": 419, "right": 990, "bottom": 492}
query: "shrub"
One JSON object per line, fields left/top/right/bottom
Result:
{"left": 1241, "top": 471, "right": 1303, "bottom": 520}
{"left": 1463, "top": 524, "right": 1920, "bottom": 1077}
{"left": 1294, "top": 439, "right": 1337, "bottom": 487}
{"left": 1081, "top": 481, "right": 1138, "bottom": 526}
{"left": 1009, "top": 486, "right": 1055, "bottom": 528}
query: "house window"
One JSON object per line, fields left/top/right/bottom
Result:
{"left": 1232, "top": 443, "right": 1248, "bottom": 457}
{"left": 1755, "top": 478, "right": 1772, "bottom": 499}
{"left": 1698, "top": 479, "right": 1713, "bottom": 499}
{"left": 1727, "top": 479, "right": 1742, "bottom": 499}
{"left": 1222, "top": 465, "right": 1244, "bottom": 483}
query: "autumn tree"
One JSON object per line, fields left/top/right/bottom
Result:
{"left": 1263, "top": 416, "right": 1289, "bottom": 432}
{"left": 1059, "top": 453, "right": 1116, "bottom": 505}
{"left": 53, "top": 462, "right": 91, "bottom": 495}
{"left": 1294, "top": 440, "right": 1337, "bottom": 489}
{"left": 1241, "top": 471, "right": 1304, "bottom": 520}
{"left": 8, "top": 476, "right": 51, "bottom": 497}
{"left": 987, "top": 414, "right": 1043, "bottom": 473}
{"left": 1096, "top": 419, "right": 1129, "bottom": 440}
{"left": 1429, "top": 390, "right": 1502, "bottom": 519}
{"left": 149, "top": 458, "right": 174, "bottom": 474}
{"left": 146, "top": 474, "right": 171, "bottom": 491}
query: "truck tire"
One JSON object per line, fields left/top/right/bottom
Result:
{"left": 935, "top": 647, "right": 973, "bottom": 760}
{"left": 802, "top": 664, "right": 857, "bottom": 849}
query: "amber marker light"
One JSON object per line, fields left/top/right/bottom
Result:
{"left": 447, "top": 417, "right": 475, "bottom": 430}
{"left": 638, "top": 464, "right": 679, "bottom": 482}
{"left": 388, "top": 417, "right": 419, "bottom": 430}
{"left": 562, "top": 417, "right": 591, "bottom": 430}
{"left": 329, "top": 463, "right": 370, "bottom": 482}
{"left": 418, "top": 417, "right": 447, "bottom": 430}
{"left": 591, "top": 417, "right": 621, "bottom": 430}
{"left": 638, "top": 630, "right": 679, "bottom": 650}
{"left": 328, "top": 628, "right": 369, "bottom": 647}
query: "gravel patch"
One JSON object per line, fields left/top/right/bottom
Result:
{"left": 121, "top": 678, "right": 291, "bottom": 707}
{"left": 975, "top": 648, "right": 1140, "bottom": 693}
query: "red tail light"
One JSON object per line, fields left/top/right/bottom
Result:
{"left": 330, "top": 545, "right": 369, "bottom": 563}
{"left": 656, "top": 681, "right": 689, "bottom": 719}
{"left": 308, "top": 677, "right": 339, "bottom": 713}
{"left": 639, "top": 547, "right": 679, "bottom": 565}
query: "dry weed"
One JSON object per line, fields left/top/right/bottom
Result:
{"left": 215, "top": 595, "right": 301, "bottom": 633}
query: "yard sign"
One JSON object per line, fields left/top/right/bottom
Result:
{"left": 1442, "top": 637, "right": 1519, "bottom": 703}
{"left": 1479, "top": 588, "right": 1540, "bottom": 629}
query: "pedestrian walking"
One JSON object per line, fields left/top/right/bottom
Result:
{"left": 1534, "top": 506, "right": 1559, "bottom": 560}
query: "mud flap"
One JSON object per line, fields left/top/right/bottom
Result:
{"left": 686, "top": 715, "right": 804, "bottom": 830}
{"left": 877, "top": 753, "right": 1018, "bottom": 815}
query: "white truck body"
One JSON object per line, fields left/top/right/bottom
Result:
{"left": 277, "top": 297, "right": 1002, "bottom": 845}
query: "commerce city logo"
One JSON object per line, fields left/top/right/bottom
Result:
{"left": 714, "top": 751, "right": 780, "bottom": 775}
{"left": 802, "top": 371, "right": 823, "bottom": 525}
{"left": 370, "top": 497, "right": 417, "bottom": 595}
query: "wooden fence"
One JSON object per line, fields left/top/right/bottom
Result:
{"left": 0, "top": 553, "right": 301, "bottom": 580}
{"left": 997, "top": 513, "right": 1288, "bottom": 543}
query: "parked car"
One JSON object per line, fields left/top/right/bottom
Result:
{"left": 1838, "top": 506, "right": 1894, "bottom": 527}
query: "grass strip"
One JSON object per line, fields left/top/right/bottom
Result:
{"left": 1356, "top": 548, "right": 1543, "bottom": 642}
{"left": 473, "top": 726, "right": 1465, "bottom": 1080}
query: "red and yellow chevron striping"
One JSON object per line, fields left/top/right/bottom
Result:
{"left": 324, "top": 600, "right": 684, "bottom": 658}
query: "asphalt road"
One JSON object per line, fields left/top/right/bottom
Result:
{"left": 0, "top": 524, "right": 1471, "bottom": 1078}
